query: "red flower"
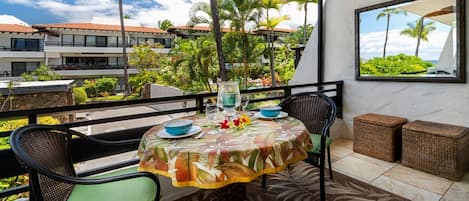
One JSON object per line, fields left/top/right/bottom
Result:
{"left": 233, "top": 118, "right": 241, "bottom": 126}
{"left": 220, "top": 120, "right": 230, "bottom": 129}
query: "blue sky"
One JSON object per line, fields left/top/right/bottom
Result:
{"left": 359, "top": 6, "right": 453, "bottom": 61}
{"left": 0, "top": 0, "right": 316, "bottom": 29}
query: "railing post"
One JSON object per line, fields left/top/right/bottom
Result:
{"left": 28, "top": 114, "right": 37, "bottom": 124}
{"left": 336, "top": 81, "right": 344, "bottom": 119}
{"left": 196, "top": 96, "right": 205, "bottom": 114}
{"left": 284, "top": 86, "right": 292, "bottom": 98}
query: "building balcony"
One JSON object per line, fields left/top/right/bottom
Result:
{"left": 0, "top": 47, "right": 44, "bottom": 58}
{"left": 44, "top": 41, "right": 171, "bottom": 54}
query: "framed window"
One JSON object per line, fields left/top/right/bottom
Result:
{"left": 62, "top": 34, "right": 73, "bottom": 46}
{"left": 96, "top": 36, "right": 107, "bottom": 47}
{"left": 74, "top": 35, "right": 85, "bottom": 46}
{"left": 85, "top": 36, "right": 96, "bottom": 47}
{"left": 11, "top": 38, "right": 40, "bottom": 51}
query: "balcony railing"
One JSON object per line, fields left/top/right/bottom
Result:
{"left": 45, "top": 41, "right": 171, "bottom": 48}
{"left": 0, "top": 46, "right": 43, "bottom": 52}
{"left": 52, "top": 64, "right": 125, "bottom": 70}
{"left": 0, "top": 81, "right": 344, "bottom": 199}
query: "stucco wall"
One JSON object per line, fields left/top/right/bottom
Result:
{"left": 291, "top": 0, "right": 469, "bottom": 139}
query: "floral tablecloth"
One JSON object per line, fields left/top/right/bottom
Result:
{"left": 137, "top": 115, "right": 312, "bottom": 189}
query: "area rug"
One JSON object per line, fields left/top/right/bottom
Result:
{"left": 173, "top": 161, "right": 408, "bottom": 201}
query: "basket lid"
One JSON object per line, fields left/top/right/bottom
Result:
{"left": 403, "top": 120, "right": 469, "bottom": 138}
{"left": 354, "top": 113, "right": 407, "bottom": 127}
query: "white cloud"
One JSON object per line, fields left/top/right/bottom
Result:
{"left": 360, "top": 29, "right": 450, "bottom": 60}
{"left": 0, "top": 14, "right": 30, "bottom": 26}
{"left": 3, "top": 0, "right": 317, "bottom": 30}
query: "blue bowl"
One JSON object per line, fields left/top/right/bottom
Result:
{"left": 260, "top": 106, "right": 282, "bottom": 117}
{"left": 164, "top": 119, "right": 193, "bottom": 136}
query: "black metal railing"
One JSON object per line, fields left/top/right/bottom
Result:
{"left": 45, "top": 41, "right": 171, "bottom": 48}
{"left": 0, "top": 81, "right": 343, "bottom": 198}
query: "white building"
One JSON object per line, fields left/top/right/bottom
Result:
{"left": 0, "top": 20, "right": 174, "bottom": 81}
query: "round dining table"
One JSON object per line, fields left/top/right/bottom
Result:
{"left": 137, "top": 114, "right": 313, "bottom": 189}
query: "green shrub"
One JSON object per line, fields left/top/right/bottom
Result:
{"left": 361, "top": 54, "right": 433, "bottom": 76}
{"left": 129, "top": 71, "right": 159, "bottom": 94}
{"left": 83, "top": 80, "right": 97, "bottom": 98}
{"left": 22, "top": 65, "right": 62, "bottom": 81}
{"left": 73, "top": 87, "right": 87, "bottom": 105}
{"left": 96, "top": 77, "right": 118, "bottom": 94}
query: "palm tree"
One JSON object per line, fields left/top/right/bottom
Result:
{"left": 288, "top": 0, "right": 317, "bottom": 45}
{"left": 118, "top": 0, "right": 130, "bottom": 96}
{"left": 221, "top": 0, "right": 262, "bottom": 88}
{"left": 400, "top": 18, "right": 436, "bottom": 57}
{"left": 210, "top": 0, "right": 228, "bottom": 81}
{"left": 261, "top": 0, "right": 285, "bottom": 87}
{"left": 260, "top": 15, "right": 289, "bottom": 87}
{"left": 376, "top": 7, "right": 407, "bottom": 58}
{"left": 158, "top": 19, "right": 173, "bottom": 31}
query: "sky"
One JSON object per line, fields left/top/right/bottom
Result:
{"left": 359, "top": 5, "right": 453, "bottom": 61}
{"left": 0, "top": 0, "right": 318, "bottom": 30}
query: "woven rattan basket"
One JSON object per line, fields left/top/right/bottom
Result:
{"left": 402, "top": 120, "right": 469, "bottom": 181}
{"left": 353, "top": 113, "right": 407, "bottom": 162}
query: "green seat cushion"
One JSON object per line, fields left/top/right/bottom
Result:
{"left": 308, "top": 134, "right": 332, "bottom": 154}
{"left": 68, "top": 166, "right": 157, "bottom": 201}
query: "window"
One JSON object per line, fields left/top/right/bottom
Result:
{"left": 65, "top": 57, "right": 108, "bottom": 68}
{"left": 108, "top": 36, "right": 117, "bottom": 47}
{"left": 11, "top": 38, "right": 41, "bottom": 51}
{"left": 11, "top": 62, "right": 39, "bottom": 76}
{"left": 96, "top": 36, "right": 107, "bottom": 47}
{"left": 62, "top": 35, "right": 73, "bottom": 46}
{"left": 85, "top": 36, "right": 96, "bottom": 47}
{"left": 74, "top": 35, "right": 85, "bottom": 46}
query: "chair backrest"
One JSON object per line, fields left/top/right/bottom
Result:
{"left": 10, "top": 125, "right": 78, "bottom": 201}
{"left": 280, "top": 92, "right": 337, "bottom": 136}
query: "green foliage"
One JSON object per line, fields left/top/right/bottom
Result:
{"left": 282, "top": 24, "right": 314, "bottom": 47}
{"left": 361, "top": 54, "right": 433, "bottom": 76}
{"left": 158, "top": 19, "right": 174, "bottom": 31}
{"left": 96, "top": 77, "right": 118, "bottom": 94}
{"left": 129, "top": 70, "right": 159, "bottom": 94}
{"left": 129, "top": 44, "right": 162, "bottom": 71}
{"left": 21, "top": 65, "right": 62, "bottom": 81}
{"left": 73, "top": 87, "right": 87, "bottom": 105}
{"left": 274, "top": 45, "right": 296, "bottom": 84}
{"left": 83, "top": 80, "right": 97, "bottom": 98}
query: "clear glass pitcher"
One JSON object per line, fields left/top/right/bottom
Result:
{"left": 216, "top": 81, "right": 241, "bottom": 118}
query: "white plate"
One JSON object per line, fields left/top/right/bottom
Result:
{"left": 157, "top": 126, "right": 202, "bottom": 139}
{"left": 254, "top": 111, "right": 288, "bottom": 120}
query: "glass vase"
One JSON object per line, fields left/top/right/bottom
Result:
{"left": 217, "top": 81, "right": 241, "bottom": 120}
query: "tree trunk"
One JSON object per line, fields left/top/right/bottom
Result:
{"left": 383, "top": 14, "right": 390, "bottom": 58}
{"left": 118, "top": 0, "right": 131, "bottom": 96}
{"left": 303, "top": 3, "right": 308, "bottom": 45}
{"left": 266, "top": 10, "right": 276, "bottom": 87}
{"left": 210, "top": 0, "right": 228, "bottom": 81}
{"left": 415, "top": 18, "right": 424, "bottom": 57}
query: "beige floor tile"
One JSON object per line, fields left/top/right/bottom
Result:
{"left": 383, "top": 165, "right": 452, "bottom": 195}
{"left": 330, "top": 138, "right": 353, "bottom": 161}
{"left": 332, "top": 153, "right": 396, "bottom": 183}
{"left": 441, "top": 172, "right": 469, "bottom": 201}
{"left": 371, "top": 176, "right": 442, "bottom": 201}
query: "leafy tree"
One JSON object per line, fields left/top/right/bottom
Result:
{"left": 221, "top": 0, "right": 262, "bottom": 88}
{"left": 21, "top": 65, "right": 62, "bottom": 81}
{"left": 400, "top": 18, "right": 436, "bottom": 57}
{"left": 260, "top": 15, "right": 289, "bottom": 87}
{"left": 274, "top": 45, "right": 296, "bottom": 84}
{"left": 376, "top": 7, "right": 407, "bottom": 58}
{"left": 171, "top": 37, "right": 219, "bottom": 92}
{"left": 361, "top": 54, "right": 433, "bottom": 76}
{"left": 158, "top": 19, "right": 173, "bottom": 31}
{"left": 282, "top": 24, "right": 314, "bottom": 47}
{"left": 129, "top": 44, "right": 162, "bottom": 71}
{"left": 288, "top": 0, "right": 317, "bottom": 45}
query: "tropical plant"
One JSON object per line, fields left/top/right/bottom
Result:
{"left": 288, "top": 0, "right": 317, "bottom": 45}
{"left": 274, "top": 45, "right": 296, "bottom": 84}
{"left": 376, "top": 7, "right": 407, "bottom": 58}
{"left": 21, "top": 65, "right": 62, "bottom": 81}
{"left": 73, "top": 87, "right": 87, "bottom": 105}
{"left": 260, "top": 15, "right": 290, "bottom": 87}
{"left": 158, "top": 19, "right": 173, "bottom": 31}
{"left": 118, "top": 0, "right": 131, "bottom": 96}
{"left": 171, "top": 37, "right": 219, "bottom": 92}
{"left": 361, "top": 54, "right": 433, "bottom": 76}
{"left": 128, "top": 44, "right": 162, "bottom": 71}
{"left": 95, "top": 77, "right": 118, "bottom": 95}
{"left": 400, "top": 18, "right": 436, "bottom": 57}
{"left": 221, "top": 0, "right": 262, "bottom": 88}
{"left": 83, "top": 80, "right": 97, "bottom": 98}
{"left": 129, "top": 70, "right": 159, "bottom": 94}
{"left": 282, "top": 24, "right": 314, "bottom": 47}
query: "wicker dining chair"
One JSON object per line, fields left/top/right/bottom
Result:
{"left": 262, "top": 92, "right": 336, "bottom": 201}
{"left": 10, "top": 125, "right": 161, "bottom": 201}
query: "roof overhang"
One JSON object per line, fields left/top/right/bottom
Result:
{"left": 399, "top": 0, "right": 456, "bottom": 25}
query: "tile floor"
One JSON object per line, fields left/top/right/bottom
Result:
{"left": 330, "top": 138, "right": 469, "bottom": 201}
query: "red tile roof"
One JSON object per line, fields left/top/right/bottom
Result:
{"left": 167, "top": 26, "right": 232, "bottom": 33}
{"left": 32, "top": 23, "right": 167, "bottom": 34}
{"left": 0, "top": 24, "right": 37, "bottom": 33}
{"left": 256, "top": 27, "right": 295, "bottom": 33}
